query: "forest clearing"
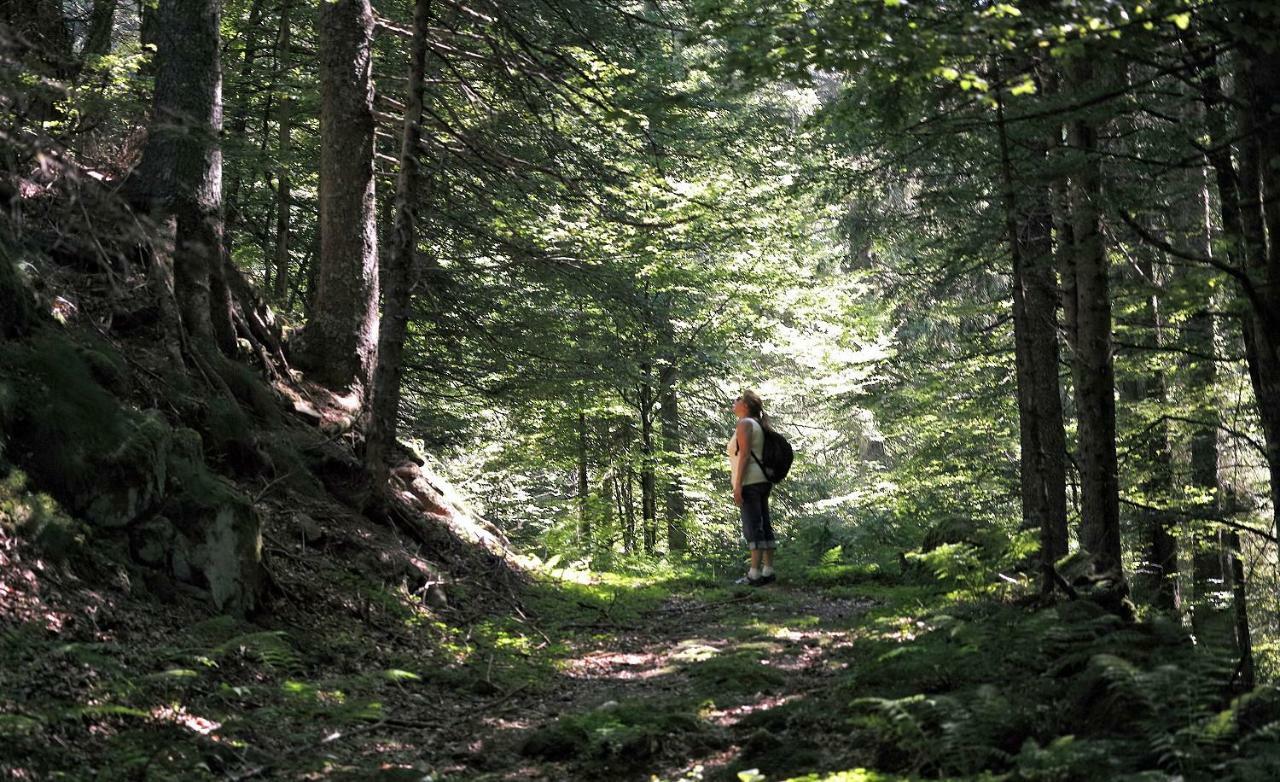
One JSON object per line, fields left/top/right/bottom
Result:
{"left": 6, "top": 0, "right": 1280, "bottom": 779}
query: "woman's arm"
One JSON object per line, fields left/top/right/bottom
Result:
{"left": 733, "top": 419, "right": 752, "bottom": 507}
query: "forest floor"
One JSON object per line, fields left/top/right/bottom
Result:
{"left": 12, "top": 510, "right": 1271, "bottom": 782}
{"left": 9, "top": 488, "right": 1280, "bottom": 782}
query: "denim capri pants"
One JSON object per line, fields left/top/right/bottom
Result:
{"left": 740, "top": 482, "right": 776, "bottom": 550}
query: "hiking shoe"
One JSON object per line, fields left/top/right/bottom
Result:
{"left": 735, "top": 575, "right": 763, "bottom": 586}
{"left": 757, "top": 573, "right": 776, "bottom": 586}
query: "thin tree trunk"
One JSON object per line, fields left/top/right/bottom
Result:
{"left": 365, "top": 0, "right": 431, "bottom": 491}
{"left": 1122, "top": 255, "right": 1177, "bottom": 610}
{"left": 624, "top": 467, "right": 636, "bottom": 554}
{"left": 995, "top": 84, "right": 1067, "bottom": 592}
{"left": 222, "top": 0, "right": 266, "bottom": 253}
{"left": 1226, "top": 529, "right": 1255, "bottom": 690}
{"left": 660, "top": 358, "right": 687, "bottom": 551}
{"left": 578, "top": 406, "right": 590, "bottom": 545}
{"left": 271, "top": 0, "right": 292, "bottom": 303}
{"left": 1066, "top": 54, "right": 1122, "bottom": 575}
{"left": 640, "top": 366, "right": 657, "bottom": 555}
{"left": 300, "top": 0, "right": 380, "bottom": 398}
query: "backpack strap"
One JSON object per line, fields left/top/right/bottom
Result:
{"left": 747, "top": 419, "right": 773, "bottom": 483}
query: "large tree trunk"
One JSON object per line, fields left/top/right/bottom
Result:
{"left": 1235, "top": 18, "right": 1280, "bottom": 548}
{"left": 365, "top": 0, "right": 431, "bottom": 492}
{"left": 82, "top": 0, "right": 118, "bottom": 62}
{"left": 1186, "top": 33, "right": 1255, "bottom": 679}
{"left": 132, "top": 0, "right": 233, "bottom": 356}
{"left": 298, "top": 0, "right": 380, "bottom": 399}
{"left": 995, "top": 85, "right": 1068, "bottom": 593}
{"left": 1065, "top": 55, "right": 1122, "bottom": 576}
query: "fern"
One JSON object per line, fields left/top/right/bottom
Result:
{"left": 214, "top": 630, "right": 300, "bottom": 671}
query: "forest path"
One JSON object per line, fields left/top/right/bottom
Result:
{"left": 430, "top": 578, "right": 885, "bottom": 782}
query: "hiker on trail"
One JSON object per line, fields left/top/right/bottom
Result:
{"left": 729, "top": 390, "right": 777, "bottom": 586}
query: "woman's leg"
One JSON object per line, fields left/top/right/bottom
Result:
{"left": 759, "top": 485, "right": 776, "bottom": 578}
{"left": 741, "top": 484, "right": 767, "bottom": 579}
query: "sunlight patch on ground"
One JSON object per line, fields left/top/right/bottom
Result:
{"left": 671, "top": 639, "right": 723, "bottom": 662}
{"left": 150, "top": 704, "right": 221, "bottom": 735}
{"left": 564, "top": 649, "right": 678, "bottom": 681}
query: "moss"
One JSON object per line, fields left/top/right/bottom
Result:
{"left": 0, "top": 336, "right": 173, "bottom": 528}
{"left": 685, "top": 650, "right": 787, "bottom": 696}
{"left": 76, "top": 339, "right": 131, "bottom": 395}
{"left": 0, "top": 469, "right": 86, "bottom": 564}
{"left": 0, "top": 248, "right": 34, "bottom": 339}
{"left": 520, "top": 700, "right": 705, "bottom": 768}
{"left": 215, "top": 359, "right": 281, "bottom": 425}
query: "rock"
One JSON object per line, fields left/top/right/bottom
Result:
{"left": 81, "top": 411, "right": 173, "bottom": 529}
{"left": 164, "top": 439, "right": 263, "bottom": 616}
{"left": 131, "top": 515, "right": 177, "bottom": 567}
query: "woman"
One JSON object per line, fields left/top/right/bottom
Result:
{"left": 728, "top": 390, "right": 776, "bottom": 585}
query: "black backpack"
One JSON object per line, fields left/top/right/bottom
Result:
{"left": 751, "top": 426, "right": 794, "bottom": 483}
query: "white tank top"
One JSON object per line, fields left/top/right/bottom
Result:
{"left": 727, "top": 417, "right": 767, "bottom": 487}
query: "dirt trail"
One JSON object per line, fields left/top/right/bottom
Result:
{"left": 430, "top": 585, "right": 878, "bottom": 782}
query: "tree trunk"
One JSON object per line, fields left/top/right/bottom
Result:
{"left": 577, "top": 407, "right": 590, "bottom": 545}
{"left": 1187, "top": 36, "right": 1254, "bottom": 676}
{"left": 995, "top": 84, "right": 1068, "bottom": 592}
{"left": 82, "top": 0, "right": 118, "bottom": 62}
{"left": 1235, "top": 22, "right": 1280, "bottom": 548}
{"left": 299, "top": 0, "right": 380, "bottom": 399}
{"left": 365, "top": 0, "right": 431, "bottom": 491}
{"left": 660, "top": 359, "right": 687, "bottom": 551}
{"left": 1187, "top": 301, "right": 1236, "bottom": 649}
{"left": 133, "top": 0, "right": 232, "bottom": 356}
{"left": 222, "top": 0, "right": 266, "bottom": 254}
{"left": 640, "top": 364, "right": 657, "bottom": 555}
{"left": 1122, "top": 256, "right": 1177, "bottom": 610}
{"left": 272, "top": 0, "right": 293, "bottom": 304}
{"left": 1065, "top": 54, "right": 1122, "bottom": 575}
{"left": 624, "top": 467, "right": 636, "bottom": 554}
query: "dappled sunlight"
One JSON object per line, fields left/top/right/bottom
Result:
{"left": 703, "top": 693, "right": 805, "bottom": 727}
{"left": 149, "top": 704, "right": 220, "bottom": 736}
{"left": 565, "top": 649, "right": 680, "bottom": 681}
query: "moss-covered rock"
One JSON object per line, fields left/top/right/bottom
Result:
{"left": 0, "top": 336, "right": 263, "bottom": 615}
{"left": 164, "top": 435, "right": 263, "bottom": 615}
{"left": 0, "top": 336, "right": 171, "bottom": 528}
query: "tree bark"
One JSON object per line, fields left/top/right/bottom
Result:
{"left": 82, "top": 0, "right": 118, "bottom": 62}
{"left": 1121, "top": 255, "right": 1177, "bottom": 610}
{"left": 640, "top": 363, "right": 657, "bottom": 555}
{"left": 132, "top": 0, "right": 232, "bottom": 356}
{"left": 271, "top": 0, "right": 293, "bottom": 304}
{"left": 995, "top": 83, "right": 1068, "bottom": 592}
{"left": 365, "top": 0, "right": 431, "bottom": 491}
{"left": 298, "top": 0, "right": 380, "bottom": 399}
{"left": 660, "top": 358, "right": 687, "bottom": 551}
{"left": 1185, "top": 32, "right": 1254, "bottom": 676}
{"left": 1234, "top": 16, "right": 1280, "bottom": 549}
{"left": 1065, "top": 54, "right": 1122, "bottom": 575}
{"left": 578, "top": 407, "right": 590, "bottom": 545}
